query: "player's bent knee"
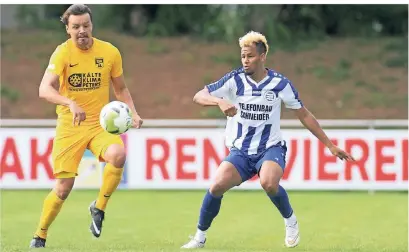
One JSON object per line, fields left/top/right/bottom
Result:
{"left": 54, "top": 178, "right": 75, "bottom": 200}
{"left": 260, "top": 180, "right": 279, "bottom": 195}
{"left": 209, "top": 183, "right": 227, "bottom": 197}
{"left": 209, "top": 162, "right": 242, "bottom": 197}
{"left": 113, "top": 150, "right": 126, "bottom": 168}
{"left": 259, "top": 161, "right": 283, "bottom": 195}
{"left": 104, "top": 144, "right": 126, "bottom": 168}
{"left": 55, "top": 188, "right": 71, "bottom": 200}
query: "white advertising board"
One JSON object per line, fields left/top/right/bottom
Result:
{"left": 1, "top": 128, "right": 407, "bottom": 190}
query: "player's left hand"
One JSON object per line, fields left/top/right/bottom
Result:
{"left": 132, "top": 113, "right": 143, "bottom": 129}
{"left": 329, "top": 145, "right": 355, "bottom": 161}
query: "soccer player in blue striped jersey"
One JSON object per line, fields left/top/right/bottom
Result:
{"left": 181, "top": 31, "right": 355, "bottom": 249}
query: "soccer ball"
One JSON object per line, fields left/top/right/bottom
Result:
{"left": 100, "top": 101, "right": 132, "bottom": 135}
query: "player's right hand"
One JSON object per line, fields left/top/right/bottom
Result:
{"left": 69, "top": 101, "right": 86, "bottom": 126}
{"left": 329, "top": 145, "right": 355, "bottom": 162}
{"left": 218, "top": 99, "right": 237, "bottom": 117}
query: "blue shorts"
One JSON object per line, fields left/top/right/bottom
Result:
{"left": 224, "top": 141, "right": 287, "bottom": 182}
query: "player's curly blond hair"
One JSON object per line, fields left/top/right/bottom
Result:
{"left": 239, "top": 31, "right": 269, "bottom": 55}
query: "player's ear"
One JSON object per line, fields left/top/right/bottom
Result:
{"left": 65, "top": 25, "right": 69, "bottom": 34}
{"left": 260, "top": 53, "right": 266, "bottom": 62}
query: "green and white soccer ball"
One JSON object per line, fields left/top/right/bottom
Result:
{"left": 100, "top": 101, "right": 132, "bottom": 135}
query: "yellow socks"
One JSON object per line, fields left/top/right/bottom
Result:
{"left": 95, "top": 163, "right": 123, "bottom": 211}
{"left": 34, "top": 191, "right": 65, "bottom": 239}
{"left": 33, "top": 164, "right": 123, "bottom": 239}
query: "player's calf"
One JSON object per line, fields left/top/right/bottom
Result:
{"left": 182, "top": 161, "right": 242, "bottom": 249}
{"left": 259, "top": 160, "right": 300, "bottom": 247}
{"left": 265, "top": 185, "right": 300, "bottom": 248}
{"left": 89, "top": 145, "right": 125, "bottom": 238}
{"left": 94, "top": 143, "right": 126, "bottom": 212}
{"left": 181, "top": 189, "right": 222, "bottom": 249}
{"left": 30, "top": 177, "right": 74, "bottom": 247}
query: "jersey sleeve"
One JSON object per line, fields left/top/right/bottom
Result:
{"left": 206, "top": 78, "right": 235, "bottom": 98}
{"left": 111, "top": 47, "right": 123, "bottom": 78}
{"left": 205, "top": 69, "right": 241, "bottom": 99}
{"left": 278, "top": 80, "right": 303, "bottom": 109}
{"left": 46, "top": 45, "right": 66, "bottom": 76}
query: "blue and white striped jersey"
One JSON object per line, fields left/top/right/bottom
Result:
{"left": 206, "top": 67, "right": 303, "bottom": 155}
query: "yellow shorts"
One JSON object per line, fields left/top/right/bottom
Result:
{"left": 52, "top": 123, "right": 123, "bottom": 178}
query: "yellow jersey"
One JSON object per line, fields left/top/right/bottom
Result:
{"left": 46, "top": 38, "right": 123, "bottom": 126}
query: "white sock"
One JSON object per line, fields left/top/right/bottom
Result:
{"left": 284, "top": 212, "right": 297, "bottom": 226}
{"left": 194, "top": 229, "right": 206, "bottom": 242}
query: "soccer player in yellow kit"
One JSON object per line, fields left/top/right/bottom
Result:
{"left": 29, "top": 4, "right": 143, "bottom": 248}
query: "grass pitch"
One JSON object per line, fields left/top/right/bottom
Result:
{"left": 1, "top": 190, "right": 407, "bottom": 252}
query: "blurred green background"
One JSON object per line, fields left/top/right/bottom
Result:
{"left": 1, "top": 4, "right": 408, "bottom": 120}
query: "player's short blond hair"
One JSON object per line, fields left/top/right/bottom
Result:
{"left": 238, "top": 31, "right": 269, "bottom": 55}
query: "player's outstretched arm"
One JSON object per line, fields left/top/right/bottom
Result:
{"left": 294, "top": 106, "right": 355, "bottom": 161}
{"left": 193, "top": 88, "right": 237, "bottom": 117}
{"left": 193, "top": 88, "right": 222, "bottom": 106}
{"left": 39, "top": 71, "right": 86, "bottom": 125}
{"left": 111, "top": 75, "right": 143, "bottom": 128}
{"left": 39, "top": 71, "right": 72, "bottom": 106}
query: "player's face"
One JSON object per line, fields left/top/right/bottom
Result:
{"left": 66, "top": 13, "right": 93, "bottom": 49}
{"left": 241, "top": 44, "right": 266, "bottom": 75}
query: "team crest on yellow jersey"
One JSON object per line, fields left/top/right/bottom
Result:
{"left": 95, "top": 57, "right": 104, "bottom": 68}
